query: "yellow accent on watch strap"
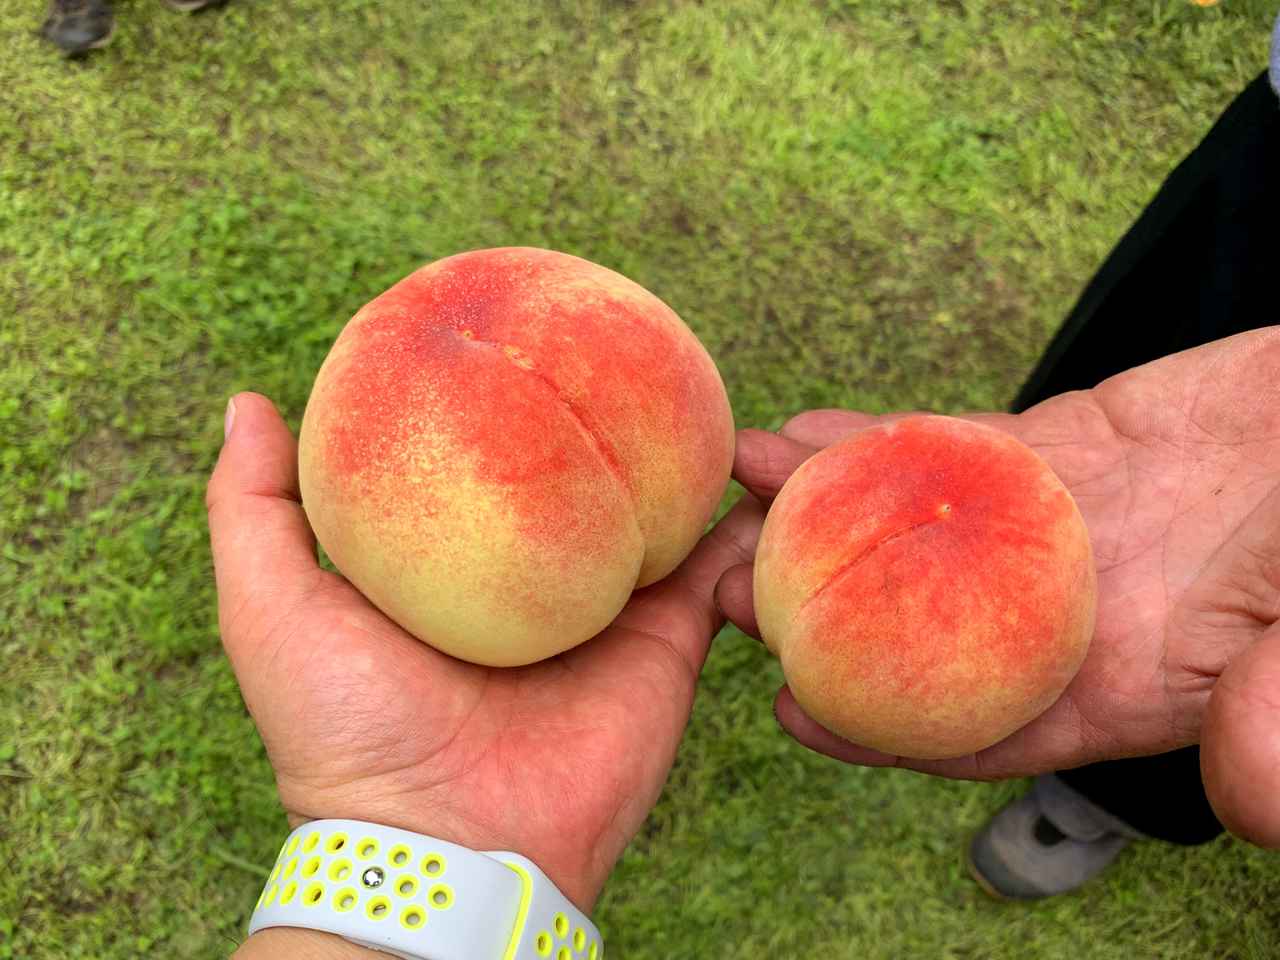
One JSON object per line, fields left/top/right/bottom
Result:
{"left": 501, "top": 862, "right": 534, "bottom": 960}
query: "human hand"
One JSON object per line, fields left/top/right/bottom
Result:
{"left": 207, "top": 393, "right": 759, "bottom": 915}
{"left": 716, "top": 329, "right": 1280, "bottom": 845}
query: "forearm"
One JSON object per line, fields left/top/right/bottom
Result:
{"left": 233, "top": 927, "right": 382, "bottom": 960}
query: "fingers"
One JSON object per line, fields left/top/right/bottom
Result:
{"left": 732, "top": 430, "right": 817, "bottom": 502}
{"left": 771, "top": 685, "right": 1091, "bottom": 781}
{"left": 772, "top": 684, "right": 996, "bottom": 778}
{"left": 732, "top": 412, "right": 894, "bottom": 502}
{"left": 720, "top": 411, "right": 903, "bottom": 638}
{"left": 777, "top": 409, "right": 885, "bottom": 448}
{"left": 714, "top": 562, "right": 759, "bottom": 639}
{"left": 772, "top": 686, "right": 905, "bottom": 767}
{"left": 1202, "top": 623, "right": 1280, "bottom": 849}
{"left": 615, "top": 494, "right": 767, "bottom": 675}
{"left": 207, "top": 393, "right": 321, "bottom": 668}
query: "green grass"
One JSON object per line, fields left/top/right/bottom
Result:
{"left": 2, "top": 0, "right": 1277, "bottom": 956}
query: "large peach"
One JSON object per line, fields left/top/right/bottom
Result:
{"left": 298, "top": 247, "right": 735, "bottom": 666}
{"left": 754, "top": 415, "right": 1095, "bottom": 759}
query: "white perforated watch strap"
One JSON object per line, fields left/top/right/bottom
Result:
{"left": 247, "top": 820, "right": 603, "bottom": 960}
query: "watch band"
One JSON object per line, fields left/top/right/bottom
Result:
{"left": 247, "top": 820, "right": 602, "bottom": 960}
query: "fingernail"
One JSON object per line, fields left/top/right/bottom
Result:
{"left": 224, "top": 396, "right": 237, "bottom": 440}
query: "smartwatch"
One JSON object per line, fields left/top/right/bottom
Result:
{"left": 247, "top": 820, "right": 602, "bottom": 960}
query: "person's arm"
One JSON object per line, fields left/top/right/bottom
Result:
{"left": 207, "top": 393, "right": 762, "bottom": 955}
{"left": 235, "top": 927, "right": 381, "bottom": 959}
{"left": 716, "top": 327, "right": 1280, "bottom": 845}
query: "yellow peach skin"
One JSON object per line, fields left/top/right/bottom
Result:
{"left": 298, "top": 247, "right": 735, "bottom": 666}
{"left": 754, "top": 415, "right": 1096, "bottom": 759}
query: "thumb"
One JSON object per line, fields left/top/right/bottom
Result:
{"left": 206, "top": 392, "right": 320, "bottom": 671}
{"left": 1202, "top": 623, "right": 1280, "bottom": 848}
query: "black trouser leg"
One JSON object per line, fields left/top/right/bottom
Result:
{"left": 1012, "top": 71, "right": 1280, "bottom": 845}
{"left": 1053, "top": 751, "right": 1223, "bottom": 845}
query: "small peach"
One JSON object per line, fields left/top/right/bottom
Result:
{"left": 754, "top": 415, "right": 1096, "bottom": 759}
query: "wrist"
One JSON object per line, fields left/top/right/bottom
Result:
{"left": 234, "top": 926, "right": 382, "bottom": 959}
{"left": 244, "top": 818, "right": 605, "bottom": 960}
{"left": 279, "top": 802, "right": 606, "bottom": 913}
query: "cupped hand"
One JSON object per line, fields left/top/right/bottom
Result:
{"left": 207, "top": 393, "right": 759, "bottom": 911}
{"left": 716, "top": 329, "right": 1280, "bottom": 846}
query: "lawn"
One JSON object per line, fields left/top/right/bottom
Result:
{"left": 2, "top": 0, "right": 1278, "bottom": 956}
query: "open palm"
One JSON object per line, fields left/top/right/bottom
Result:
{"left": 208, "top": 393, "right": 759, "bottom": 911}
{"left": 717, "top": 329, "right": 1280, "bottom": 843}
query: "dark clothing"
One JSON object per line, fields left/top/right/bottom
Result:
{"left": 1055, "top": 751, "right": 1220, "bottom": 846}
{"left": 1016, "top": 71, "right": 1280, "bottom": 410}
{"left": 1013, "top": 70, "right": 1280, "bottom": 845}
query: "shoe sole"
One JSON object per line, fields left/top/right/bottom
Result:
{"left": 86, "top": 21, "right": 114, "bottom": 48}
{"left": 54, "top": 20, "right": 115, "bottom": 56}
{"left": 964, "top": 840, "right": 1016, "bottom": 902}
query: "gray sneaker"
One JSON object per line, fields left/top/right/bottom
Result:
{"left": 967, "top": 774, "right": 1144, "bottom": 900}
{"left": 40, "top": 0, "right": 113, "bottom": 55}
{"left": 162, "top": 0, "right": 225, "bottom": 10}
